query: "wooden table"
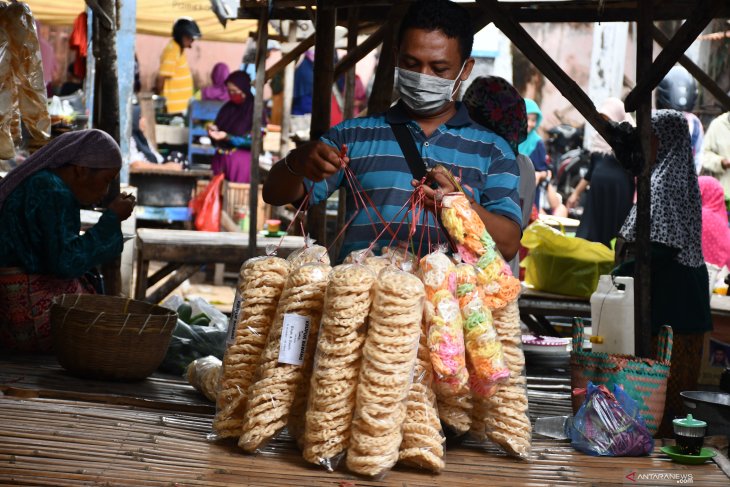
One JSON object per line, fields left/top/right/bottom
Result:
{"left": 519, "top": 287, "right": 730, "bottom": 336}
{"left": 1, "top": 354, "right": 727, "bottom": 486}
{"left": 134, "top": 229, "right": 306, "bottom": 303}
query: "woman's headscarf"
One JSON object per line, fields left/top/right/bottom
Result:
{"left": 201, "top": 62, "right": 230, "bottom": 101}
{"left": 518, "top": 98, "right": 543, "bottom": 157}
{"left": 214, "top": 70, "right": 255, "bottom": 136}
{"left": 0, "top": 129, "right": 121, "bottom": 211}
{"left": 699, "top": 175, "right": 730, "bottom": 268}
{"left": 463, "top": 76, "right": 527, "bottom": 154}
{"left": 620, "top": 110, "right": 704, "bottom": 267}
{"left": 132, "top": 105, "right": 158, "bottom": 163}
{"left": 590, "top": 97, "right": 635, "bottom": 154}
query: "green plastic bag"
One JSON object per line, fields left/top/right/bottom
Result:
{"left": 521, "top": 221, "right": 615, "bottom": 298}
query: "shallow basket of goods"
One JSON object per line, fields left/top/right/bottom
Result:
{"left": 570, "top": 318, "right": 672, "bottom": 436}
{"left": 50, "top": 294, "right": 177, "bottom": 381}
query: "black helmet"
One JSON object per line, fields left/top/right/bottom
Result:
{"left": 655, "top": 66, "right": 697, "bottom": 111}
{"left": 172, "top": 18, "right": 201, "bottom": 45}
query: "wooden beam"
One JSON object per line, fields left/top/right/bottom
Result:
{"left": 333, "top": 20, "right": 388, "bottom": 79}
{"left": 247, "top": 8, "right": 269, "bottom": 259}
{"left": 306, "top": 2, "right": 337, "bottom": 246}
{"left": 624, "top": 0, "right": 723, "bottom": 112}
{"left": 474, "top": 0, "right": 613, "bottom": 144}
{"left": 144, "top": 265, "right": 202, "bottom": 305}
{"left": 264, "top": 32, "right": 316, "bottom": 82}
{"left": 367, "top": 4, "right": 409, "bottom": 114}
{"left": 652, "top": 26, "right": 730, "bottom": 112}
{"left": 635, "top": 0, "right": 653, "bottom": 359}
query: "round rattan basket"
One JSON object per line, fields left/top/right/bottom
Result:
{"left": 50, "top": 294, "right": 177, "bottom": 381}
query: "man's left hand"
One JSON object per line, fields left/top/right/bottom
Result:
{"left": 412, "top": 166, "right": 459, "bottom": 210}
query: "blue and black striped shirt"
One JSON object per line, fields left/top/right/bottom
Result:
{"left": 305, "top": 101, "right": 521, "bottom": 261}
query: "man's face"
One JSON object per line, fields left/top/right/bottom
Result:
{"left": 182, "top": 35, "right": 194, "bottom": 49}
{"left": 396, "top": 28, "right": 473, "bottom": 104}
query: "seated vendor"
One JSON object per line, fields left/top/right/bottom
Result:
{"left": 0, "top": 129, "right": 136, "bottom": 353}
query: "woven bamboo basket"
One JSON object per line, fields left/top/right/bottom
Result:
{"left": 570, "top": 318, "right": 672, "bottom": 436}
{"left": 50, "top": 294, "right": 177, "bottom": 381}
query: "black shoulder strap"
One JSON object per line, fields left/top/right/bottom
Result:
{"left": 389, "top": 122, "right": 427, "bottom": 180}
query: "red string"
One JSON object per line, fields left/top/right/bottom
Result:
{"left": 274, "top": 185, "right": 314, "bottom": 253}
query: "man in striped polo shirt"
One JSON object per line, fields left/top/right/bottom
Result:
{"left": 264, "top": 0, "right": 521, "bottom": 262}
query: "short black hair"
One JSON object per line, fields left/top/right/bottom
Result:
{"left": 397, "top": 0, "right": 474, "bottom": 62}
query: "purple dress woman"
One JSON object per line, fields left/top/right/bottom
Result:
{"left": 210, "top": 71, "right": 261, "bottom": 183}
{"left": 201, "top": 63, "right": 230, "bottom": 102}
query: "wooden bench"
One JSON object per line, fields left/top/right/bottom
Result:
{"left": 134, "top": 228, "right": 305, "bottom": 303}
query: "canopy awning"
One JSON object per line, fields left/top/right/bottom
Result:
{"left": 24, "top": 0, "right": 265, "bottom": 43}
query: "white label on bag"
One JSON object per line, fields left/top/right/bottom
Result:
{"left": 278, "top": 313, "right": 311, "bottom": 365}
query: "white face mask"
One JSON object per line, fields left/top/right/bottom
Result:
{"left": 396, "top": 62, "right": 466, "bottom": 116}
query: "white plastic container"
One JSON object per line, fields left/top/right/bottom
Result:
{"left": 590, "top": 275, "right": 634, "bottom": 355}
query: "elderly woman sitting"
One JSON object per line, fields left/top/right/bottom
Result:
{"left": 0, "top": 129, "right": 136, "bottom": 352}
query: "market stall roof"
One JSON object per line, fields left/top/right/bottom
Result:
{"left": 23, "top": 0, "right": 269, "bottom": 43}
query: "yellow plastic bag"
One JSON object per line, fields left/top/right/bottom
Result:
{"left": 520, "top": 221, "right": 614, "bottom": 298}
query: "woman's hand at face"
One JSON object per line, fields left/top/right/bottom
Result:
{"left": 108, "top": 193, "right": 136, "bottom": 221}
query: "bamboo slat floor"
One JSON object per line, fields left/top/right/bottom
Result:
{"left": 0, "top": 354, "right": 572, "bottom": 424}
{"left": 1, "top": 396, "right": 728, "bottom": 487}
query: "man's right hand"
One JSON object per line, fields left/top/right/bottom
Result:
{"left": 288, "top": 141, "right": 347, "bottom": 182}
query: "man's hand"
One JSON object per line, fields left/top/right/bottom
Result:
{"left": 566, "top": 193, "right": 579, "bottom": 209}
{"left": 412, "top": 166, "right": 459, "bottom": 210}
{"left": 722, "top": 158, "right": 730, "bottom": 169}
{"left": 289, "top": 141, "right": 347, "bottom": 182}
{"left": 108, "top": 193, "right": 136, "bottom": 221}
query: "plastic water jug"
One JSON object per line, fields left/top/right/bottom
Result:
{"left": 590, "top": 275, "right": 634, "bottom": 355}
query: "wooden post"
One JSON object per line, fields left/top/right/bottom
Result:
{"left": 652, "top": 26, "right": 730, "bottom": 112}
{"left": 306, "top": 2, "right": 336, "bottom": 246}
{"left": 333, "top": 8, "right": 359, "bottom": 261}
{"left": 635, "top": 1, "right": 653, "bottom": 359}
{"left": 280, "top": 21, "right": 298, "bottom": 156}
{"left": 367, "top": 8, "right": 402, "bottom": 114}
{"left": 247, "top": 7, "right": 269, "bottom": 259}
{"left": 93, "top": 0, "right": 122, "bottom": 296}
{"left": 624, "top": 0, "right": 723, "bottom": 112}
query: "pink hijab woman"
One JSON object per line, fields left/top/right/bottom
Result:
{"left": 699, "top": 175, "right": 730, "bottom": 268}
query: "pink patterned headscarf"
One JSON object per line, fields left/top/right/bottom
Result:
{"left": 699, "top": 176, "right": 730, "bottom": 268}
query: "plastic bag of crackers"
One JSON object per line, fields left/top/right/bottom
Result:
{"left": 439, "top": 192, "right": 531, "bottom": 458}
{"left": 418, "top": 249, "right": 472, "bottom": 437}
{"left": 238, "top": 261, "right": 331, "bottom": 452}
{"left": 346, "top": 267, "right": 425, "bottom": 478}
{"left": 212, "top": 255, "right": 291, "bottom": 439}
{"left": 302, "top": 263, "right": 376, "bottom": 471}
